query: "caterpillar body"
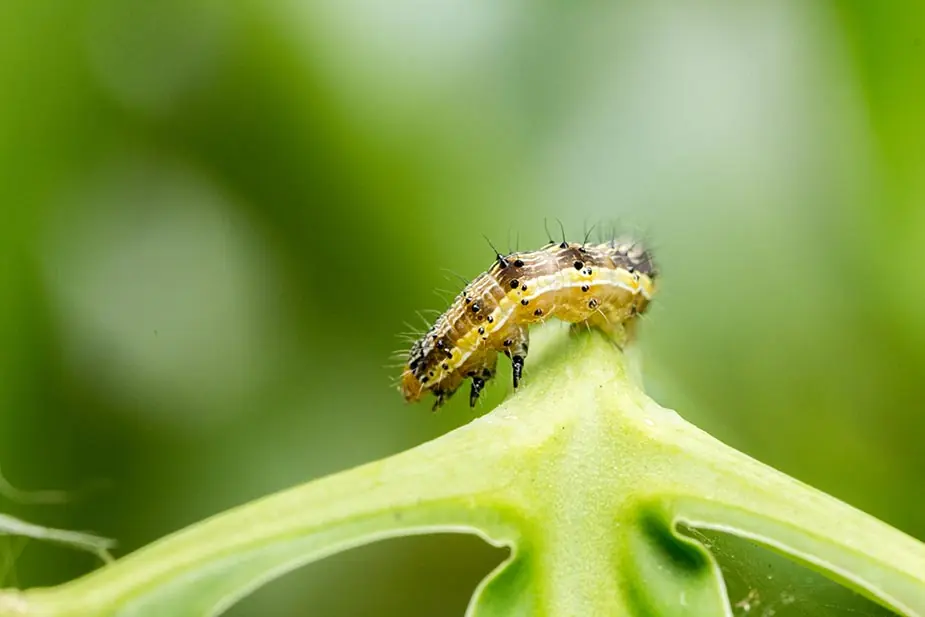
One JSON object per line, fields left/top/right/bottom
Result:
{"left": 399, "top": 238, "right": 657, "bottom": 410}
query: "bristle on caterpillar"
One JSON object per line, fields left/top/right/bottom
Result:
{"left": 398, "top": 238, "right": 657, "bottom": 411}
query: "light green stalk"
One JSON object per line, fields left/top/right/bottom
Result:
{"left": 2, "top": 325, "right": 922, "bottom": 616}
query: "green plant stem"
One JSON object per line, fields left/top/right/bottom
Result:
{"left": 0, "top": 514, "right": 113, "bottom": 562}
{"left": 3, "top": 327, "right": 923, "bottom": 617}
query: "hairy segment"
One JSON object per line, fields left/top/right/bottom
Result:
{"left": 399, "top": 239, "right": 657, "bottom": 411}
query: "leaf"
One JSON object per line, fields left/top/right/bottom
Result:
{"left": 4, "top": 326, "right": 924, "bottom": 617}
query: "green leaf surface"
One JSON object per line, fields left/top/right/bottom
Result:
{"left": 3, "top": 325, "right": 923, "bottom": 617}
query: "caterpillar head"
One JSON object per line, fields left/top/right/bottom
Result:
{"left": 400, "top": 338, "right": 427, "bottom": 402}
{"left": 400, "top": 367, "right": 425, "bottom": 402}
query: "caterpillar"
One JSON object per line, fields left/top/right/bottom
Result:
{"left": 398, "top": 235, "right": 657, "bottom": 411}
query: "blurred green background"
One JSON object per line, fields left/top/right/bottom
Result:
{"left": 1, "top": 0, "right": 923, "bottom": 615}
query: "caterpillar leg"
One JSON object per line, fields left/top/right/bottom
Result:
{"left": 431, "top": 387, "right": 456, "bottom": 412}
{"left": 502, "top": 326, "right": 530, "bottom": 389}
{"left": 581, "top": 316, "right": 629, "bottom": 347}
{"left": 469, "top": 378, "right": 485, "bottom": 407}
{"left": 468, "top": 355, "right": 498, "bottom": 408}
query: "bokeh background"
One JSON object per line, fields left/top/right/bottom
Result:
{"left": 1, "top": 1, "right": 923, "bottom": 615}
